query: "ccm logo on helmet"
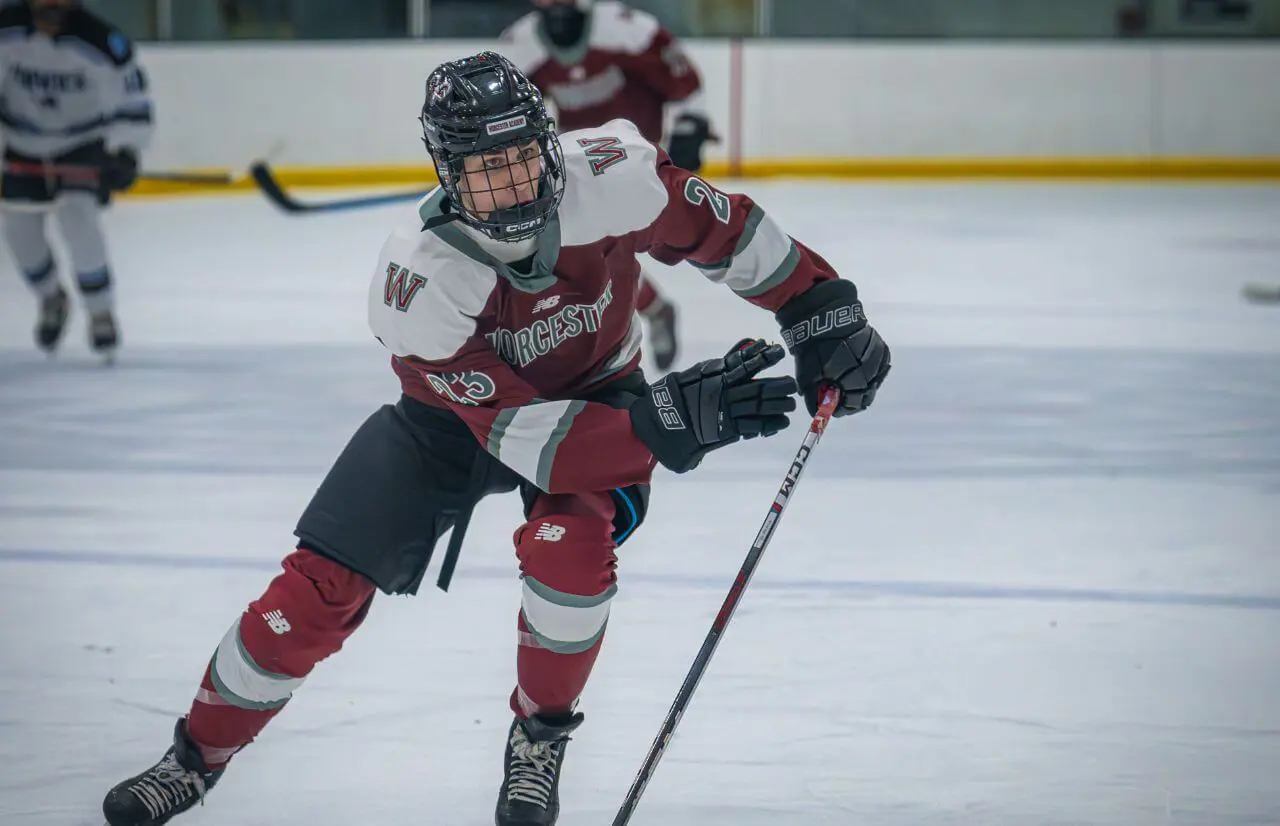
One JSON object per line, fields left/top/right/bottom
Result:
{"left": 486, "top": 115, "right": 528, "bottom": 136}
{"left": 505, "top": 218, "right": 545, "bottom": 233}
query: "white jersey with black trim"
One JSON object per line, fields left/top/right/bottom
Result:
{"left": 0, "top": 6, "right": 153, "bottom": 157}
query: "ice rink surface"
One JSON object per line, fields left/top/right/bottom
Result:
{"left": 1, "top": 181, "right": 1278, "bottom": 825}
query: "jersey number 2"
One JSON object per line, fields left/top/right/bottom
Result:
{"left": 683, "top": 177, "right": 731, "bottom": 224}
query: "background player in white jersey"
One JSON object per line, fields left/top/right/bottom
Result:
{"left": 502, "top": 0, "right": 717, "bottom": 370}
{"left": 100, "top": 53, "right": 889, "bottom": 826}
{"left": 0, "top": 0, "right": 153, "bottom": 358}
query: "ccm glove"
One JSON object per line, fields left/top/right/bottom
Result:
{"left": 775, "top": 279, "right": 891, "bottom": 417}
{"left": 630, "top": 338, "right": 798, "bottom": 473}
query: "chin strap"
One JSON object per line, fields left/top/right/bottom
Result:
{"left": 421, "top": 196, "right": 460, "bottom": 232}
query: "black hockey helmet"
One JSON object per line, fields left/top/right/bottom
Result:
{"left": 420, "top": 51, "right": 565, "bottom": 243}
{"left": 534, "top": 0, "right": 593, "bottom": 48}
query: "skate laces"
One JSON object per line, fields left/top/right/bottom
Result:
{"left": 507, "top": 725, "right": 563, "bottom": 809}
{"left": 129, "top": 751, "right": 210, "bottom": 820}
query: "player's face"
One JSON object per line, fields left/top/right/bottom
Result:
{"left": 457, "top": 141, "right": 542, "bottom": 219}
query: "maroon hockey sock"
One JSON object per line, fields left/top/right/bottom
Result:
{"left": 511, "top": 615, "right": 607, "bottom": 718}
{"left": 185, "top": 548, "right": 375, "bottom": 767}
{"left": 509, "top": 493, "right": 618, "bottom": 718}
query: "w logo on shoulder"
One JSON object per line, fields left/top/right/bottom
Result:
{"left": 383, "top": 263, "right": 428, "bottom": 312}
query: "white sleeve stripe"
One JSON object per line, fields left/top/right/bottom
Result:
{"left": 736, "top": 240, "right": 801, "bottom": 298}
{"left": 690, "top": 207, "right": 797, "bottom": 297}
{"left": 688, "top": 204, "right": 764, "bottom": 276}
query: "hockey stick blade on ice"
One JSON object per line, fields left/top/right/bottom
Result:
{"left": 249, "top": 162, "right": 428, "bottom": 214}
{"left": 612, "top": 386, "right": 842, "bottom": 826}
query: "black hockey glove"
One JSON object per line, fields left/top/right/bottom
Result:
{"left": 630, "top": 338, "right": 798, "bottom": 474}
{"left": 100, "top": 149, "right": 139, "bottom": 192}
{"left": 666, "top": 113, "right": 713, "bottom": 173}
{"left": 775, "top": 279, "right": 891, "bottom": 417}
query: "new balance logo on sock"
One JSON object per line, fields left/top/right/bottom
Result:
{"left": 534, "top": 523, "right": 566, "bottom": 542}
{"left": 532, "top": 295, "right": 561, "bottom": 314}
{"left": 262, "top": 610, "right": 291, "bottom": 634}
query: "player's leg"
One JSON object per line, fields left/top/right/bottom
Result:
{"left": 103, "top": 400, "right": 498, "bottom": 826}
{"left": 53, "top": 189, "right": 119, "bottom": 357}
{"left": 102, "top": 547, "right": 377, "bottom": 826}
{"left": 1, "top": 149, "right": 69, "bottom": 351}
{"left": 636, "top": 265, "right": 679, "bottom": 370}
{"left": 496, "top": 484, "right": 648, "bottom": 826}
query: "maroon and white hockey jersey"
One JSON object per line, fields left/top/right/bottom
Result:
{"left": 499, "top": 1, "right": 702, "bottom": 142}
{"left": 368, "top": 120, "right": 838, "bottom": 495}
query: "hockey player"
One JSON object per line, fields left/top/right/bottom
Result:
{"left": 501, "top": 0, "right": 717, "bottom": 371}
{"left": 100, "top": 53, "right": 889, "bottom": 826}
{"left": 0, "top": 0, "right": 152, "bottom": 358}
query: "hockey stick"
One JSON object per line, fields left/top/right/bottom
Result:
{"left": 612, "top": 385, "right": 842, "bottom": 826}
{"left": 2, "top": 160, "right": 235, "bottom": 185}
{"left": 249, "top": 161, "right": 428, "bottom": 214}
{"left": 139, "top": 170, "right": 236, "bottom": 185}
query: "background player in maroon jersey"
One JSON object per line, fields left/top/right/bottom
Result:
{"left": 101, "top": 52, "right": 889, "bottom": 826}
{"left": 502, "top": 0, "right": 719, "bottom": 371}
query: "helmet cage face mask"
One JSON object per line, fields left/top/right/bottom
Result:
{"left": 419, "top": 53, "right": 566, "bottom": 243}
{"left": 426, "top": 130, "right": 565, "bottom": 244}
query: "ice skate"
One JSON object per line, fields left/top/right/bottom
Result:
{"left": 495, "top": 712, "right": 584, "bottom": 826}
{"left": 102, "top": 718, "right": 223, "bottom": 826}
{"left": 89, "top": 310, "right": 119, "bottom": 362}
{"left": 644, "top": 299, "right": 679, "bottom": 370}
{"left": 35, "top": 284, "right": 69, "bottom": 352}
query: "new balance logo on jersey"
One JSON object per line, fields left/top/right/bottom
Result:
{"left": 384, "top": 262, "right": 427, "bottom": 312}
{"left": 534, "top": 523, "right": 566, "bottom": 542}
{"left": 262, "top": 610, "right": 291, "bottom": 635}
{"left": 532, "top": 295, "right": 561, "bottom": 314}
